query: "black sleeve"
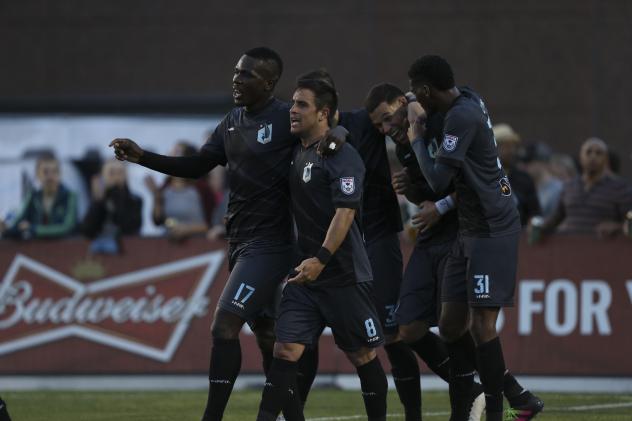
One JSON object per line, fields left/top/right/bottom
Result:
{"left": 412, "top": 138, "right": 457, "bottom": 193}
{"left": 138, "top": 117, "right": 229, "bottom": 179}
{"left": 326, "top": 144, "right": 365, "bottom": 210}
{"left": 435, "top": 106, "right": 478, "bottom": 168}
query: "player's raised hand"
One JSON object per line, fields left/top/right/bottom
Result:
{"left": 411, "top": 200, "right": 442, "bottom": 233}
{"left": 109, "top": 138, "right": 144, "bottom": 163}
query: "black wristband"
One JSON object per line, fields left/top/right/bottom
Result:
{"left": 315, "top": 247, "right": 332, "bottom": 265}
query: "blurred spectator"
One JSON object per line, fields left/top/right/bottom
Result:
{"left": 493, "top": 124, "right": 541, "bottom": 225}
{"left": 0, "top": 155, "right": 77, "bottom": 240}
{"left": 539, "top": 138, "right": 632, "bottom": 237}
{"left": 145, "top": 141, "right": 213, "bottom": 241}
{"left": 81, "top": 160, "right": 142, "bottom": 253}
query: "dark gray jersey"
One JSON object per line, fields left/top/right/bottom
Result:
{"left": 290, "top": 142, "right": 373, "bottom": 287}
{"left": 436, "top": 88, "right": 520, "bottom": 237}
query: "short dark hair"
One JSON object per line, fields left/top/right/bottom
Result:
{"left": 297, "top": 68, "right": 336, "bottom": 91}
{"left": 243, "top": 47, "right": 283, "bottom": 81}
{"left": 408, "top": 55, "right": 455, "bottom": 90}
{"left": 364, "top": 83, "right": 405, "bottom": 113}
{"left": 296, "top": 78, "right": 338, "bottom": 126}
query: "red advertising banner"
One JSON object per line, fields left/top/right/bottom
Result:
{"left": 0, "top": 236, "right": 630, "bottom": 375}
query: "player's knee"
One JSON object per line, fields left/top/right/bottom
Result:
{"left": 399, "top": 320, "right": 430, "bottom": 343}
{"left": 345, "top": 347, "right": 377, "bottom": 367}
{"left": 272, "top": 342, "right": 304, "bottom": 362}
{"left": 210, "top": 309, "right": 245, "bottom": 340}
{"left": 252, "top": 318, "right": 276, "bottom": 351}
{"left": 469, "top": 309, "right": 499, "bottom": 344}
{"left": 439, "top": 316, "right": 466, "bottom": 342}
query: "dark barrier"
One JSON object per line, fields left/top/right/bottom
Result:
{"left": 0, "top": 236, "right": 630, "bottom": 375}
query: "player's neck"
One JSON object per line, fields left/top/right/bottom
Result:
{"left": 244, "top": 95, "right": 274, "bottom": 114}
{"left": 300, "top": 125, "right": 329, "bottom": 148}
{"left": 438, "top": 87, "right": 461, "bottom": 113}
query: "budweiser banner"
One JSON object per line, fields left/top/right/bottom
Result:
{"left": 0, "top": 236, "right": 631, "bottom": 375}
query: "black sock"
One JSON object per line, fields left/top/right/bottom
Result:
{"left": 202, "top": 338, "right": 242, "bottom": 421}
{"left": 257, "top": 358, "right": 300, "bottom": 421}
{"left": 445, "top": 333, "right": 476, "bottom": 394}
{"left": 356, "top": 357, "right": 388, "bottom": 421}
{"left": 259, "top": 347, "right": 303, "bottom": 421}
{"left": 297, "top": 345, "right": 319, "bottom": 404}
{"left": 504, "top": 370, "right": 530, "bottom": 406}
{"left": 408, "top": 331, "right": 451, "bottom": 382}
{"left": 384, "top": 341, "right": 421, "bottom": 421}
{"left": 476, "top": 337, "right": 506, "bottom": 415}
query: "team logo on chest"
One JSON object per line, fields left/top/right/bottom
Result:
{"left": 303, "top": 162, "right": 313, "bottom": 183}
{"left": 340, "top": 177, "right": 355, "bottom": 195}
{"left": 257, "top": 123, "right": 273, "bottom": 144}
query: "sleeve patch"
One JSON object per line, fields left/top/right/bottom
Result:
{"left": 442, "top": 134, "right": 459, "bottom": 152}
{"left": 340, "top": 177, "right": 356, "bottom": 195}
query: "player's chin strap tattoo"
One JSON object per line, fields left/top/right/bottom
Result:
{"left": 317, "top": 125, "right": 348, "bottom": 157}
{"left": 411, "top": 138, "right": 457, "bottom": 193}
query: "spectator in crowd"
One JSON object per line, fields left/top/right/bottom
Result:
{"left": 81, "top": 159, "right": 142, "bottom": 252}
{"left": 538, "top": 137, "right": 632, "bottom": 237}
{"left": 145, "top": 141, "right": 213, "bottom": 241}
{"left": 493, "top": 123, "right": 541, "bottom": 225}
{"left": 0, "top": 154, "right": 77, "bottom": 240}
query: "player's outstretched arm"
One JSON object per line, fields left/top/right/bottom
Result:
{"left": 109, "top": 138, "right": 215, "bottom": 179}
{"left": 412, "top": 139, "right": 456, "bottom": 193}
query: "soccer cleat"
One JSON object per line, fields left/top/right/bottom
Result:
{"left": 507, "top": 391, "right": 544, "bottom": 421}
{"left": 449, "top": 382, "right": 486, "bottom": 421}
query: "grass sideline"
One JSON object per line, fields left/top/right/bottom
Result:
{"left": 3, "top": 390, "right": 632, "bottom": 420}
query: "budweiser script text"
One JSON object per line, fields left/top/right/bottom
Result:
{"left": 0, "top": 281, "right": 210, "bottom": 329}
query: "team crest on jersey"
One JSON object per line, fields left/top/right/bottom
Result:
{"left": 499, "top": 176, "right": 512, "bottom": 196}
{"left": 442, "top": 134, "right": 459, "bottom": 152}
{"left": 340, "top": 177, "right": 355, "bottom": 195}
{"left": 257, "top": 123, "right": 273, "bottom": 144}
{"left": 303, "top": 162, "right": 313, "bottom": 183}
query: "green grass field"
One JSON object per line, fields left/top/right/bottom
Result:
{"left": 4, "top": 389, "right": 632, "bottom": 420}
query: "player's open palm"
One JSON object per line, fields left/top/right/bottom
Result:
{"left": 109, "top": 138, "right": 143, "bottom": 163}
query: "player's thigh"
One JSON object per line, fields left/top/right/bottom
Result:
{"left": 322, "top": 282, "right": 385, "bottom": 353}
{"left": 366, "top": 233, "right": 403, "bottom": 336}
{"left": 397, "top": 244, "right": 438, "bottom": 329}
{"left": 464, "top": 232, "right": 519, "bottom": 308}
{"left": 218, "top": 244, "right": 293, "bottom": 321}
{"left": 275, "top": 283, "right": 326, "bottom": 349}
{"left": 440, "top": 237, "right": 468, "bottom": 304}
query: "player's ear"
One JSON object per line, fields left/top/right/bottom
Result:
{"left": 264, "top": 78, "right": 276, "bottom": 92}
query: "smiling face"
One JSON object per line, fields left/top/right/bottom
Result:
{"left": 232, "top": 55, "right": 275, "bottom": 108}
{"left": 368, "top": 96, "right": 407, "bottom": 135}
{"left": 290, "top": 88, "right": 329, "bottom": 140}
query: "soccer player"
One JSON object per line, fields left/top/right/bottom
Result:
{"left": 256, "top": 78, "right": 388, "bottom": 421}
{"left": 110, "top": 47, "right": 342, "bottom": 421}
{"left": 293, "top": 70, "right": 427, "bottom": 420}
{"left": 399, "top": 55, "right": 535, "bottom": 421}
{"left": 373, "top": 82, "right": 543, "bottom": 420}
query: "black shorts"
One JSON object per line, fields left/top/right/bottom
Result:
{"left": 396, "top": 240, "right": 453, "bottom": 326}
{"left": 442, "top": 232, "right": 519, "bottom": 307}
{"left": 217, "top": 240, "right": 293, "bottom": 321}
{"left": 275, "top": 282, "right": 385, "bottom": 352}
{"left": 366, "top": 233, "right": 403, "bottom": 335}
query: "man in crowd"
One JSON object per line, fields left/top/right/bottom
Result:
{"left": 257, "top": 77, "right": 387, "bottom": 421}
{"left": 0, "top": 154, "right": 77, "bottom": 240}
{"left": 539, "top": 137, "right": 632, "bottom": 237}
{"left": 395, "top": 55, "right": 530, "bottom": 421}
{"left": 493, "top": 124, "right": 541, "bottom": 226}
{"left": 110, "top": 47, "right": 342, "bottom": 421}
